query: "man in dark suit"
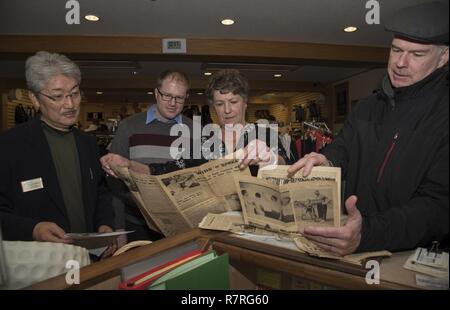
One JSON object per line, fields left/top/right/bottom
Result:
{"left": 0, "top": 51, "right": 115, "bottom": 255}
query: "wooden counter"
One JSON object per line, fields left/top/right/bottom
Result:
{"left": 26, "top": 229, "right": 420, "bottom": 290}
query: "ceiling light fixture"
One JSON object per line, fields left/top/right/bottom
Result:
{"left": 147, "top": 91, "right": 153, "bottom": 95}
{"left": 221, "top": 19, "right": 235, "bottom": 26}
{"left": 204, "top": 72, "right": 212, "bottom": 76}
{"left": 343, "top": 26, "right": 358, "bottom": 33}
{"left": 273, "top": 74, "right": 282, "bottom": 78}
{"left": 96, "top": 91, "right": 103, "bottom": 95}
{"left": 197, "top": 92, "right": 204, "bottom": 95}
{"left": 85, "top": 15, "right": 100, "bottom": 22}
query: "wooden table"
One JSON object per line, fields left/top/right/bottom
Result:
{"left": 26, "top": 228, "right": 420, "bottom": 290}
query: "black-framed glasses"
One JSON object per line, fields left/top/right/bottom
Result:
{"left": 156, "top": 88, "right": 187, "bottom": 104}
{"left": 38, "top": 89, "right": 82, "bottom": 104}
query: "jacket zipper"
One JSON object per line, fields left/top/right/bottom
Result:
{"left": 377, "top": 132, "right": 399, "bottom": 183}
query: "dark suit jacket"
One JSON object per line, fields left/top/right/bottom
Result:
{"left": 0, "top": 118, "right": 114, "bottom": 241}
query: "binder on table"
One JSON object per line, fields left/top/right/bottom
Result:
{"left": 120, "top": 241, "right": 200, "bottom": 281}
{"left": 119, "top": 248, "right": 204, "bottom": 290}
{"left": 148, "top": 251, "right": 229, "bottom": 290}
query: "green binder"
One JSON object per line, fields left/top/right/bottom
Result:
{"left": 148, "top": 251, "right": 229, "bottom": 290}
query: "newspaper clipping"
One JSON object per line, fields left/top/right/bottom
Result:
{"left": 111, "top": 158, "right": 250, "bottom": 237}
{"left": 198, "top": 165, "right": 391, "bottom": 264}
{"left": 236, "top": 166, "right": 341, "bottom": 233}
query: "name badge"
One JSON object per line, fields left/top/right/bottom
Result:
{"left": 21, "top": 178, "right": 44, "bottom": 193}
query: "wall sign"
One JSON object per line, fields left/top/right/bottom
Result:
{"left": 162, "top": 38, "right": 187, "bottom": 54}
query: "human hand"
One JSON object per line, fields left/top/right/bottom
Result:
{"left": 97, "top": 225, "right": 118, "bottom": 259}
{"left": 129, "top": 160, "right": 151, "bottom": 174}
{"left": 287, "top": 152, "right": 329, "bottom": 177}
{"left": 239, "top": 139, "right": 277, "bottom": 169}
{"left": 299, "top": 195, "right": 362, "bottom": 256}
{"left": 100, "top": 153, "right": 130, "bottom": 178}
{"left": 32, "top": 222, "right": 72, "bottom": 244}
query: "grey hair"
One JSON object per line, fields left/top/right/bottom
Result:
{"left": 437, "top": 45, "right": 449, "bottom": 54}
{"left": 25, "top": 51, "right": 81, "bottom": 94}
{"left": 205, "top": 69, "right": 249, "bottom": 105}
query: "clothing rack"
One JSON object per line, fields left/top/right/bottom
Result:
{"left": 303, "top": 121, "right": 333, "bottom": 137}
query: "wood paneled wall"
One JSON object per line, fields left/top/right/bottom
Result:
{"left": 0, "top": 35, "right": 389, "bottom": 66}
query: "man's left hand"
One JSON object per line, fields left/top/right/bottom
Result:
{"left": 300, "top": 195, "right": 362, "bottom": 256}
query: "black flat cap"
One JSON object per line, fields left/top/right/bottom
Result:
{"left": 385, "top": 1, "right": 449, "bottom": 45}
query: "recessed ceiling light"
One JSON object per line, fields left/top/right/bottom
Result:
{"left": 221, "top": 19, "right": 235, "bottom": 26}
{"left": 197, "top": 92, "right": 204, "bottom": 95}
{"left": 85, "top": 15, "right": 100, "bottom": 22}
{"left": 96, "top": 91, "right": 103, "bottom": 95}
{"left": 132, "top": 71, "right": 138, "bottom": 75}
{"left": 343, "top": 26, "right": 358, "bottom": 33}
{"left": 147, "top": 91, "right": 153, "bottom": 95}
{"left": 273, "top": 74, "right": 282, "bottom": 78}
{"left": 204, "top": 72, "right": 212, "bottom": 76}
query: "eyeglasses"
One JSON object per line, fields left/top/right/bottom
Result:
{"left": 156, "top": 88, "right": 187, "bottom": 104}
{"left": 38, "top": 89, "right": 82, "bottom": 104}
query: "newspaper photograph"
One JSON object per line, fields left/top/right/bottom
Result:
{"left": 286, "top": 181, "right": 339, "bottom": 227}
{"left": 258, "top": 165, "right": 341, "bottom": 212}
{"left": 235, "top": 174, "right": 341, "bottom": 233}
{"left": 236, "top": 176, "right": 298, "bottom": 233}
{"left": 157, "top": 168, "right": 216, "bottom": 211}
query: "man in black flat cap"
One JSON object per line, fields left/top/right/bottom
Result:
{"left": 288, "top": 1, "right": 449, "bottom": 255}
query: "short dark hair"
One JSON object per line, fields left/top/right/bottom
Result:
{"left": 205, "top": 69, "right": 249, "bottom": 104}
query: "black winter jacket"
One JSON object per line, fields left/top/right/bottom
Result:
{"left": 322, "top": 67, "right": 449, "bottom": 252}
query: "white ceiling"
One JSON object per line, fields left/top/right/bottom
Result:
{"left": 0, "top": 0, "right": 445, "bottom": 96}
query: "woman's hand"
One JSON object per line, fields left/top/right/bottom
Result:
{"left": 239, "top": 139, "right": 278, "bottom": 169}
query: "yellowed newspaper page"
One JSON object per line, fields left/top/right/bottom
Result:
{"left": 129, "top": 169, "right": 192, "bottom": 236}
{"left": 199, "top": 211, "right": 246, "bottom": 232}
{"left": 181, "top": 197, "right": 228, "bottom": 226}
{"left": 294, "top": 236, "right": 391, "bottom": 265}
{"left": 109, "top": 165, "right": 160, "bottom": 232}
{"left": 197, "top": 158, "right": 251, "bottom": 211}
{"left": 258, "top": 165, "right": 341, "bottom": 211}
